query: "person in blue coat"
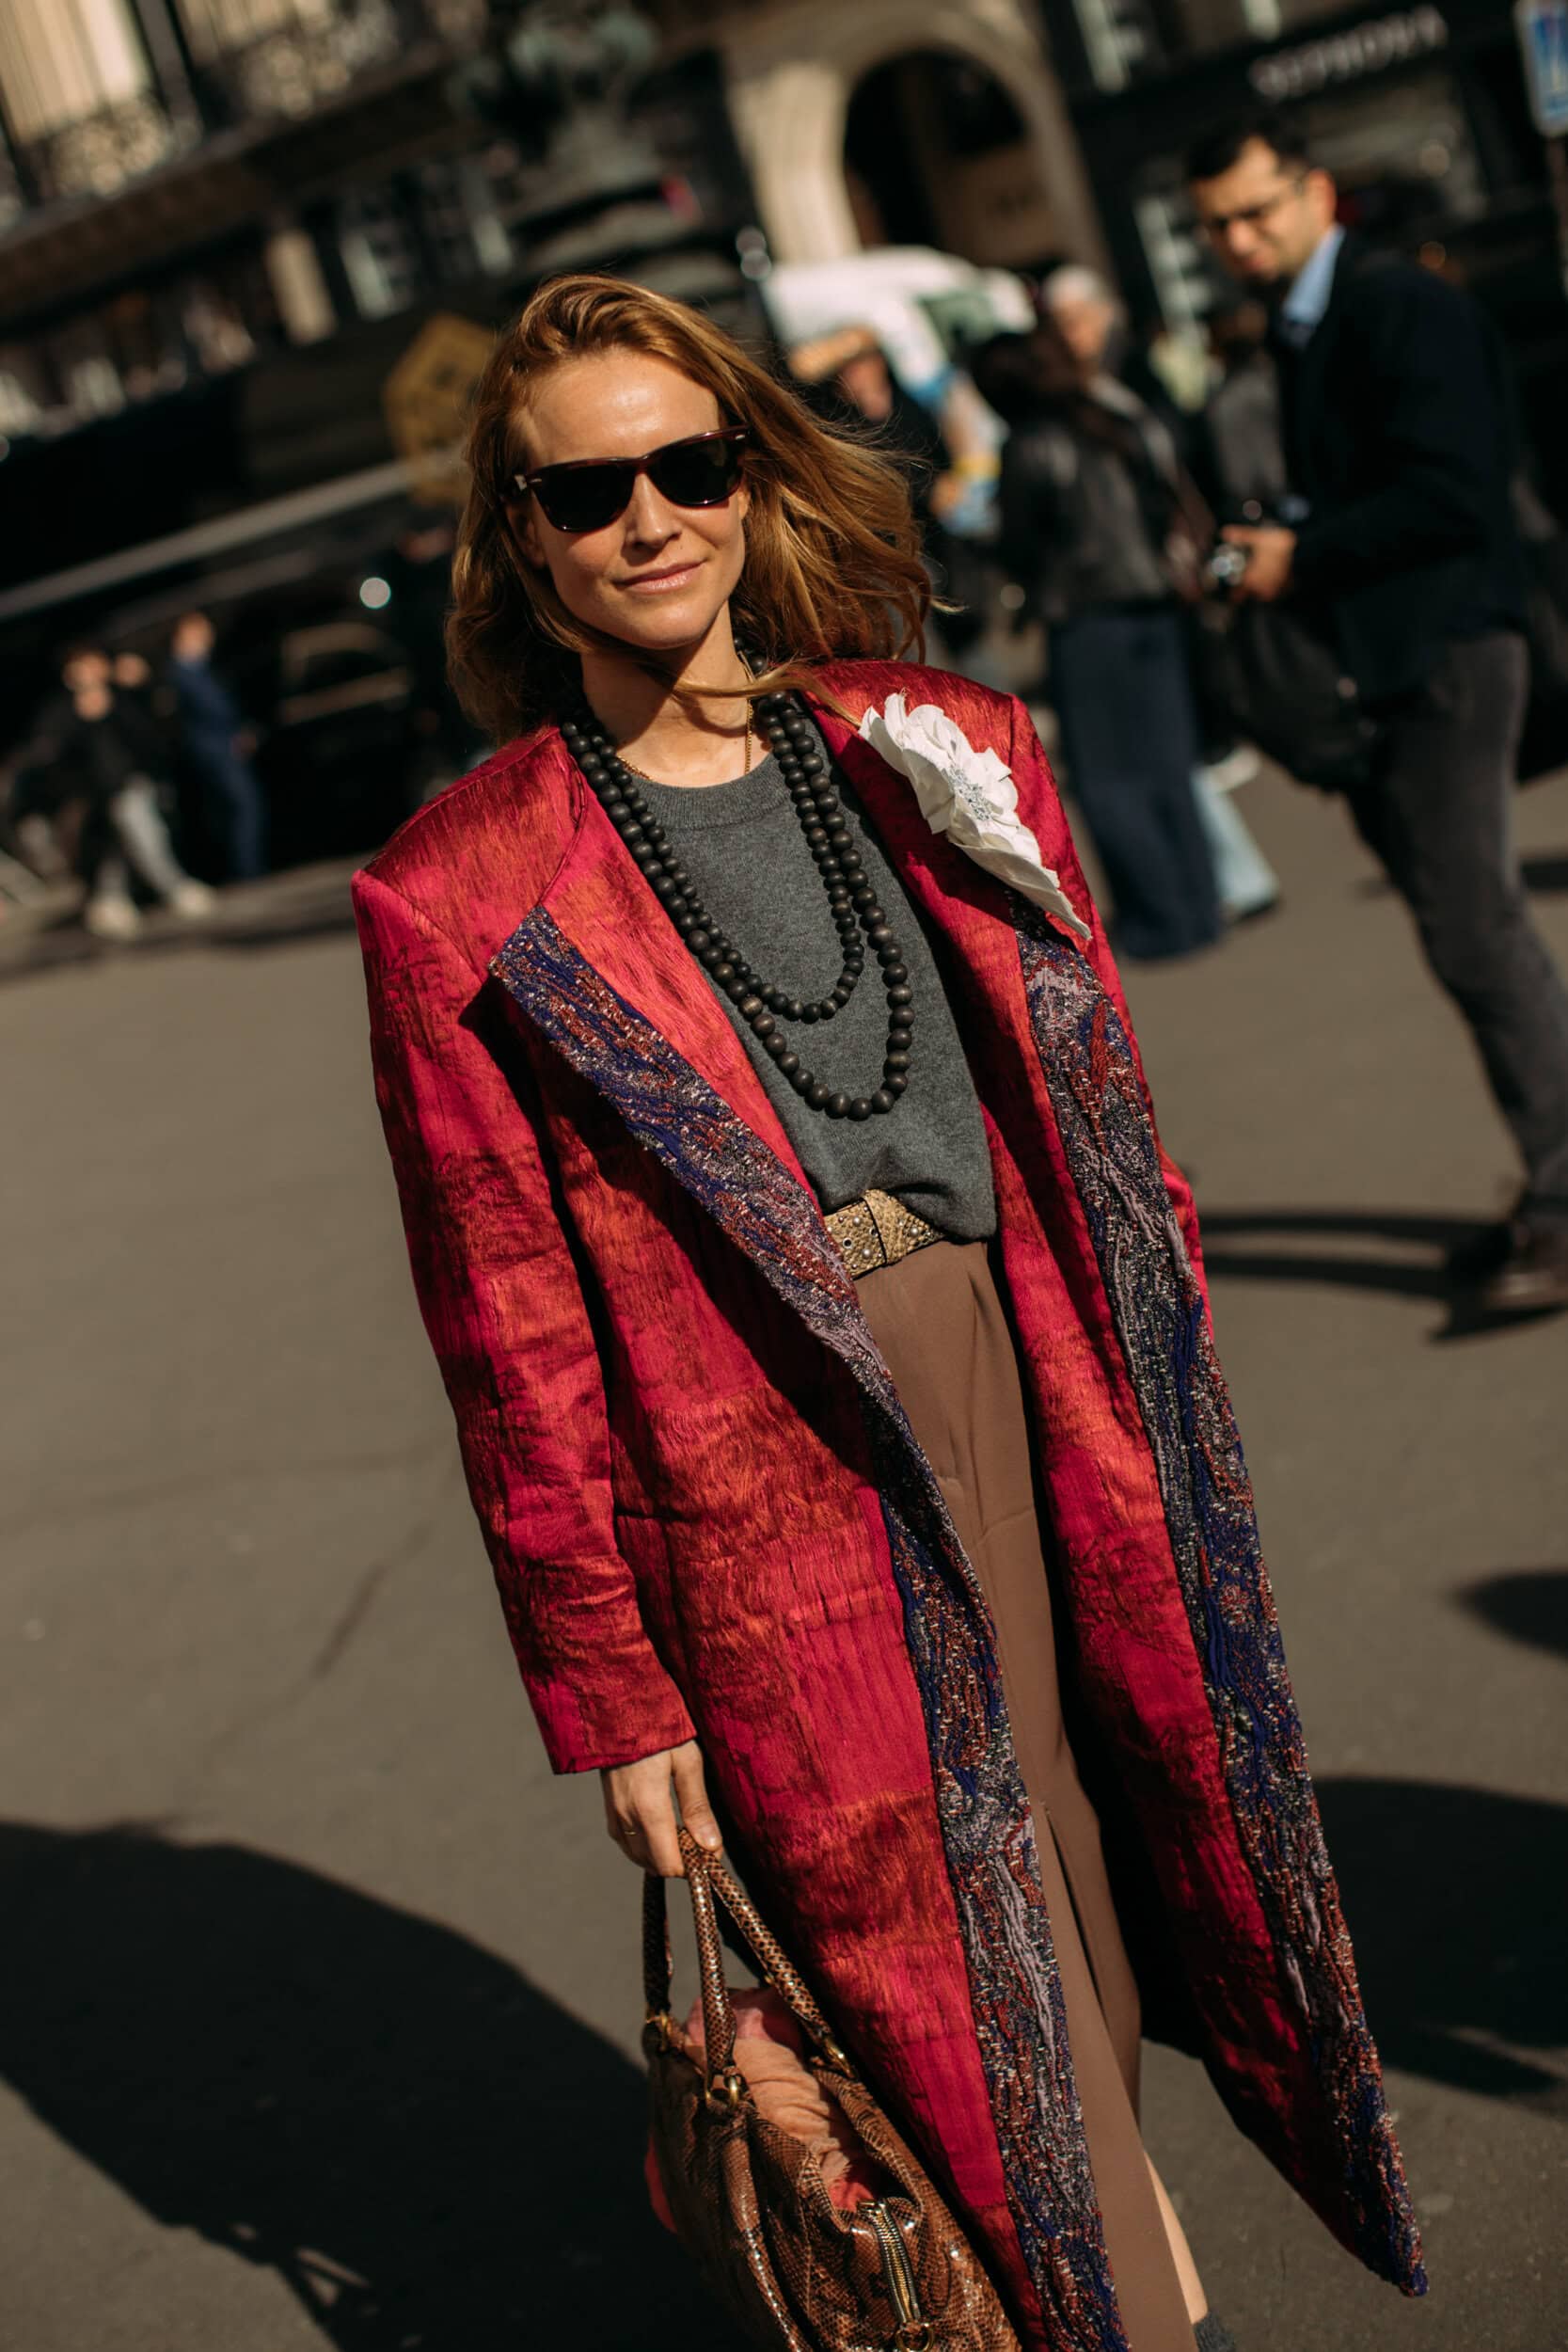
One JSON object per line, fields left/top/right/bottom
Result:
{"left": 169, "top": 612, "right": 268, "bottom": 882}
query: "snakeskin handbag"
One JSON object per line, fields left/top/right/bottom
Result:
{"left": 643, "top": 1830, "right": 1022, "bottom": 2351}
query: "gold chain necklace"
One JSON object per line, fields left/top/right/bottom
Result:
{"left": 614, "top": 711, "right": 754, "bottom": 787}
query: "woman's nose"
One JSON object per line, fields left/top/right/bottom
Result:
{"left": 622, "top": 477, "right": 678, "bottom": 548}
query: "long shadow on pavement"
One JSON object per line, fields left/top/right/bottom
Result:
{"left": 0, "top": 1822, "right": 745, "bottom": 2352}
{"left": 1196, "top": 1207, "right": 1548, "bottom": 1339}
{"left": 6, "top": 1797, "right": 1562, "bottom": 2346}
{"left": 1459, "top": 1567, "right": 1568, "bottom": 1663}
{"left": 1316, "top": 1778, "right": 1568, "bottom": 2115}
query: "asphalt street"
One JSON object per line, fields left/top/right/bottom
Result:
{"left": 2, "top": 765, "right": 1565, "bottom": 2352}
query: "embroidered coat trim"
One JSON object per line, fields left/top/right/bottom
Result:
{"left": 1015, "top": 905, "right": 1422, "bottom": 2292}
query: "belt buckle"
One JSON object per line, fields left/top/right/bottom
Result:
{"left": 828, "top": 1188, "right": 938, "bottom": 1277}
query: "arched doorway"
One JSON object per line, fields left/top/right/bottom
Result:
{"left": 844, "top": 49, "right": 1054, "bottom": 270}
{"left": 721, "top": 1, "right": 1104, "bottom": 273}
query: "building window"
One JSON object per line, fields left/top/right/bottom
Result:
{"left": 415, "top": 155, "right": 512, "bottom": 284}
{"left": 1165, "top": 0, "right": 1350, "bottom": 45}
{"left": 1068, "top": 0, "right": 1399, "bottom": 88}
{"left": 335, "top": 185, "right": 426, "bottom": 320}
{"left": 0, "top": 243, "right": 278, "bottom": 444}
{"left": 173, "top": 0, "right": 403, "bottom": 121}
{"left": 0, "top": 0, "right": 150, "bottom": 141}
{"left": 0, "top": 0, "right": 186, "bottom": 199}
{"left": 1069, "top": 0, "right": 1161, "bottom": 92}
{"left": 0, "top": 346, "right": 50, "bottom": 438}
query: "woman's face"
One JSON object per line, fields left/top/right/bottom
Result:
{"left": 508, "top": 352, "right": 750, "bottom": 658}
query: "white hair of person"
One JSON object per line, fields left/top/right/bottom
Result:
{"left": 1040, "top": 264, "right": 1124, "bottom": 323}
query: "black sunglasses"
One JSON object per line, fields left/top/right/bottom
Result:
{"left": 513, "top": 427, "right": 750, "bottom": 534}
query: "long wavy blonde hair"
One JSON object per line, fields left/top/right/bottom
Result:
{"left": 447, "top": 274, "right": 930, "bottom": 743}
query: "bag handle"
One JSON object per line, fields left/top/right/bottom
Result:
{"left": 642, "top": 1829, "right": 853, "bottom": 2103}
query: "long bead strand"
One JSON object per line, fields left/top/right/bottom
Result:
{"left": 561, "top": 691, "right": 912, "bottom": 1120}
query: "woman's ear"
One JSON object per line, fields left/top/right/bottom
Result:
{"left": 505, "top": 497, "right": 546, "bottom": 571}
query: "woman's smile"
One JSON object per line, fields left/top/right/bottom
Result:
{"left": 620, "top": 559, "right": 705, "bottom": 594}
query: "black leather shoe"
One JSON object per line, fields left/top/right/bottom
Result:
{"left": 1476, "top": 1222, "right": 1568, "bottom": 1316}
{"left": 1194, "top": 2316, "right": 1239, "bottom": 2351}
{"left": 1446, "top": 1216, "right": 1515, "bottom": 1283}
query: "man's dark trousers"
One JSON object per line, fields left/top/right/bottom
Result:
{"left": 1347, "top": 631, "right": 1568, "bottom": 1223}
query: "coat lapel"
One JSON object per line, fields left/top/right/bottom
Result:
{"left": 807, "top": 690, "right": 1057, "bottom": 1089}
{"left": 503, "top": 733, "right": 811, "bottom": 1186}
{"left": 1277, "top": 229, "right": 1358, "bottom": 487}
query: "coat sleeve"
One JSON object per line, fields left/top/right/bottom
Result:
{"left": 1002, "top": 695, "right": 1206, "bottom": 1279}
{"left": 353, "top": 866, "right": 698, "bottom": 1774}
{"left": 1291, "top": 272, "right": 1503, "bottom": 596}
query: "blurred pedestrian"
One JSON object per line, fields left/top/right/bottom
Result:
{"left": 977, "top": 320, "right": 1225, "bottom": 959}
{"left": 1037, "top": 263, "right": 1121, "bottom": 384}
{"left": 381, "top": 526, "right": 479, "bottom": 794}
{"left": 787, "top": 325, "right": 995, "bottom": 667}
{"left": 1194, "top": 300, "right": 1287, "bottom": 523}
{"left": 169, "top": 612, "right": 268, "bottom": 881}
{"left": 1191, "top": 111, "right": 1568, "bottom": 1313}
{"left": 356, "top": 274, "right": 1419, "bottom": 2352}
{"left": 55, "top": 646, "right": 214, "bottom": 940}
{"left": 1035, "top": 275, "right": 1280, "bottom": 926}
{"left": 1041, "top": 265, "right": 1201, "bottom": 467}
{"left": 1185, "top": 301, "right": 1287, "bottom": 790}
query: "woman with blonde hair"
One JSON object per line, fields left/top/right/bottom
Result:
{"left": 354, "top": 274, "right": 1420, "bottom": 2352}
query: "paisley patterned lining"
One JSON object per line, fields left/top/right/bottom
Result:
{"left": 1015, "top": 902, "right": 1424, "bottom": 2294}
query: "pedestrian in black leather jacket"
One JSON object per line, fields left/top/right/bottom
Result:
{"left": 974, "top": 321, "right": 1222, "bottom": 961}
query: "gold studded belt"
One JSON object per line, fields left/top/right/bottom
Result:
{"left": 825, "top": 1186, "right": 942, "bottom": 1279}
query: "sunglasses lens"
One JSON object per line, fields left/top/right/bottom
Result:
{"left": 526, "top": 435, "right": 745, "bottom": 532}
{"left": 651, "top": 436, "right": 745, "bottom": 507}
{"left": 532, "top": 462, "right": 634, "bottom": 532}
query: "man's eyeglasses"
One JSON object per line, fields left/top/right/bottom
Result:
{"left": 1196, "top": 178, "right": 1306, "bottom": 239}
{"left": 512, "top": 428, "right": 750, "bottom": 534}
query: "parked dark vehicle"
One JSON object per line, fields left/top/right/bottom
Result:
{"left": 238, "top": 619, "right": 422, "bottom": 871}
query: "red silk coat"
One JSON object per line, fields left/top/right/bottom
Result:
{"left": 355, "top": 660, "right": 1421, "bottom": 2350}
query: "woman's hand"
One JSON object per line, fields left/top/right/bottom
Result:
{"left": 601, "top": 1739, "right": 722, "bottom": 1875}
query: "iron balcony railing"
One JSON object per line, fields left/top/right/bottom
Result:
{"left": 0, "top": 0, "right": 483, "bottom": 213}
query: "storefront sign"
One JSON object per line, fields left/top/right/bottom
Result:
{"left": 1516, "top": 0, "right": 1568, "bottom": 136}
{"left": 1249, "top": 7, "right": 1449, "bottom": 101}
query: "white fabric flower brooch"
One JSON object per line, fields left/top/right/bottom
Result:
{"left": 857, "top": 694, "right": 1090, "bottom": 942}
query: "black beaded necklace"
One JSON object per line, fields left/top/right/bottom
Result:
{"left": 561, "top": 685, "right": 911, "bottom": 1121}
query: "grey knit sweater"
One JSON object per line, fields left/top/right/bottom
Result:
{"left": 635, "top": 721, "right": 996, "bottom": 1240}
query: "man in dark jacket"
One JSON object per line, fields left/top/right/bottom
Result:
{"left": 1189, "top": 112, "right": 1568, "bottom": 1313}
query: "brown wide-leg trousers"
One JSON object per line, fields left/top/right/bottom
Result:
{"left": 860, "top": 1237, "right": 1194, "bottom": 2352}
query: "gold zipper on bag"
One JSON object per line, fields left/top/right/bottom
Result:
{"left": 863, "top": 2199, "right": 930, "bottom": 2348}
